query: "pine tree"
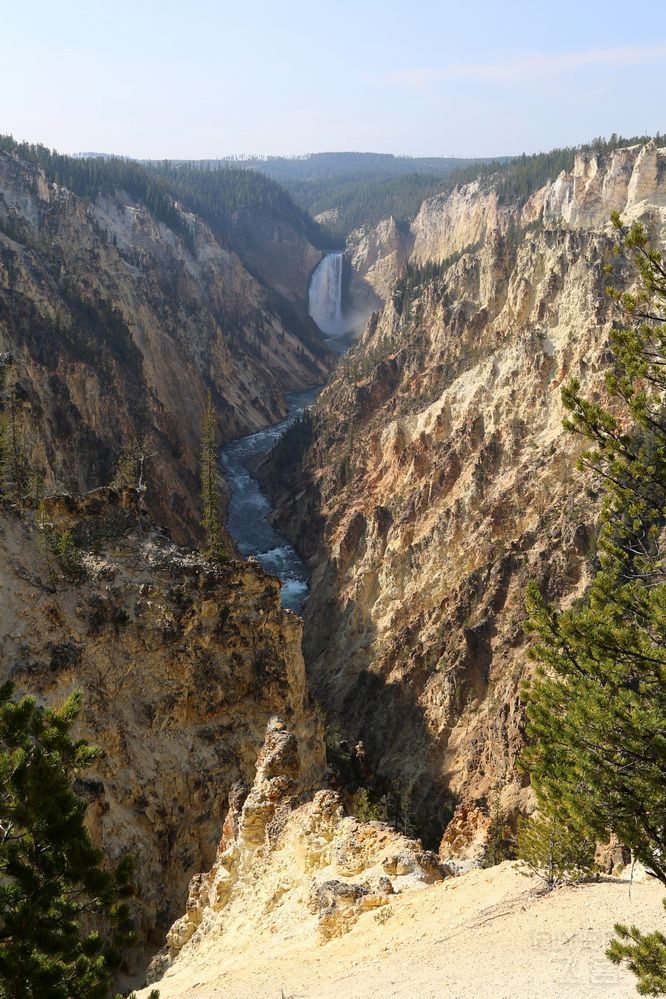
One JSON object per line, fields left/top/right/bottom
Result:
{"left": 111, "top": 435, "right": 152, "bottom": 493}
{"left": 482, "top": 790, "right": 515, "bottom": 868}
{"left": 522, "top": 216, "right": 666, "bottom": 880}
{"left": 0, "top": 361, "right": 29, "bottom": 504}
{"left": 0, "top": 683, "right": 137, "bottom": 998}
{"left": 607, "top": 900, "right": 666, "bottom": 996}
{"left": 521, "top": 216, "right": 666, "bottom": 989}
{"left": 199, "top": 391, "right": 226, "bottom": 564}
{"left": 514, "top": 808, "right": 597, "bottom": 889}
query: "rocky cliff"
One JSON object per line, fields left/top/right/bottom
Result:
{"left": 346, "top": 141, "right": 666, "bottom": 298}
{"left": 346, "top": 216, "right": 413, "bottom": 323}
{"left": 264, "top": 142, "right": 666, "bottom": 855}
{"left": 141, "top": 720, "right": 662, "bottom": 999}
{"left": 0, "top": 489, "right": 324, "bottom": 969}
{"left": 0, "top": 148, "right": 334, "bottom": 541}
{"left": 145, "top": 715, "right": 448, "bottom": 992}
{"left": 411, "top": 139, "right": 666, "bottom": 266}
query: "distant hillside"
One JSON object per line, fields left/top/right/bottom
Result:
{"left": 219, "top": 152, "right": 493, "bottom": 181}
{"left": 157, "top": 153, "right": 505, "bottom": 240}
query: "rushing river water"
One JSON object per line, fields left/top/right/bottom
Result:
{"left": 220, "top": 388, "right": 319, "bottom": 613}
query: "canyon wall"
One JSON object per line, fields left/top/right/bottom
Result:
{"left": 225, "top": 205, "right": 323, "bottom": 304}
{"left": 411, "top": 140, "right": 666, "bottom": 266}
{"left": 346, "top": 216, "right": 413, "bottom": 322}
{"left": 347, "top": 140, "right": 666, "bottom": 298}
{"left": 0, "top": 489, "right": 324, "bottom": 962}
{"left": 266, "top": 142, "right": 666, "bottom": 854}
{"left": 0, "top": 149, "right": 333, "bottom": 541}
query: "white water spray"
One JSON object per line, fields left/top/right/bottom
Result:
{"left": 308, "top": 252, "right": 345, "bottom": 336}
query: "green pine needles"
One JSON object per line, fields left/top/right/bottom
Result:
{"left": 514, "top": 810, "right": 597, "bottom": 889}
{"left": 111, "top": 436, "right": 152, "bottom": 493}
{"left": 608, "top": 900, "right": 666, "bottom": 996}
{"left": 0, "top": 684, "right": 137, "bottom": 998}
{"left": 0, "top": 361, "right": 29, "bottom": 505}
{"left": 199, "top": 391, "right": 227, "bottom": 564}
{"left": 520, "top": 215, "right": 666, "bottom": 991}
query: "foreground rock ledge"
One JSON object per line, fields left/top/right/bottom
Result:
{"left": 142, "top": 840, "right": 661, "bottom": 998}
{"left": 147, "top": 716, "right": 450, "bottom": 986}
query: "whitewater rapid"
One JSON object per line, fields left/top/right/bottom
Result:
{"left": 220, "top": 389, "right": 319, "bottom": 613}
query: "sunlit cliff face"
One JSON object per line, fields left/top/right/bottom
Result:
{"left": 264, "top": 141, "right": 666, "bottom": 855}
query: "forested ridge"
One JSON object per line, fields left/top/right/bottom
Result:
{"left": 192, "top": 151, "right": 493, "bottom": 181}
{"left": 148, "top": 160, "right": 329, "bottom": 247}
{"left": 171, "top": 136, "right": 662, "bottom": 238}
{"left": 443, "top": 132, "right": 664, "bottom": 207}
{"left": 0, "top": 135, "right": 331, "bottom": 250}
{"left": 195, "top": 152, "right": 500, "bottom": 238}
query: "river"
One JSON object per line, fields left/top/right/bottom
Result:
{"left": 220, "top": 388, "right": 319, "bottom": 613}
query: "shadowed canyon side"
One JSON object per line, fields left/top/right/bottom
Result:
{"left": 0, "top": 146, "right": 334, "bottom": 542}
{"left": 263, "top": 141, "right": 666, "bottom": 855}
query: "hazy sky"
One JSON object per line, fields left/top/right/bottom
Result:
{"left": 3, "top": 0, "right": 665, "bottom": 158}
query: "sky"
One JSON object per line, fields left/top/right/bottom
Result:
{"left": 2, "top": 0, "right": 665, "bottom": 159}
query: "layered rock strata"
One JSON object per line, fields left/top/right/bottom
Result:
{"left": 264, "top": 142, "right": 666, "bottom": 855}
{"left": 0, "top": 489, "right": 323, "bottom": 956}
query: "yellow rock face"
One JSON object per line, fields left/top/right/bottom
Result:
{"left": 264, "top": 143, "right": 666, "bottom": 855}
{"left": 148, "top": 716, "right": 449, "bottom": 987}
{"left": 0, "top": 488, "right": 324, "bottom": 963}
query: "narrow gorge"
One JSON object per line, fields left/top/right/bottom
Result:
{"left": 0, "top": 132, "right": 664, "bottom": 999}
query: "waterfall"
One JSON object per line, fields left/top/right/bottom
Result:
{"left": 308, "top": 252, "right": 344, "bottom": 336}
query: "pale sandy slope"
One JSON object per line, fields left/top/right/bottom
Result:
{"left": 144, "top": 863, "right": 664, "bottom": 999}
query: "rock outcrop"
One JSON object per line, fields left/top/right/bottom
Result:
{"left": 143, "top": 720, "right": 662, "bottom": 999}
{"left": 263, "top": 142, "right": 666, "bottom": 855}
{"left": 147, "top": 716, "right": 448, "bottom": 988}
{"left": 0, "top": 148, "right": 333, "bottom": 541}
{"left": 412, "top": 140, "right": 666, "bottom": 267}
{"left": 347, "top": 141, "right": 666, "bottom": 297}
{"left": 138, "top": 858, "right": 664, "bottom": 999}
{"left": 346, "top": 216, "right": 413, "bottom": 319}
{"left": 0, "top": 489, "right": 323, "bottom": 964}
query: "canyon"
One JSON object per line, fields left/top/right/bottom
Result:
{"left": 1, "top": 137, "right": 664, "bottom": 996}
{"left": 0, "top": 145, "right": 334, "bottom": 542}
